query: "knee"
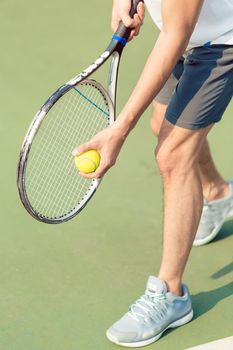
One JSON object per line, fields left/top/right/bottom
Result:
{"left": 155, "top": 144, "right": 190, "bottom": 178}
{"left": 155, "top": 145, "right": 174, "bottom": 176}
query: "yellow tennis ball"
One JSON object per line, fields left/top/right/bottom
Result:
{"left": 74, "top": 150, "right": 101, "bottom": 174}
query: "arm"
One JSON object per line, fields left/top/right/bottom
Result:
{"left": 73, "top": 0, "right": 204, "bottom": 178}
{"left": 114, "top": 0, "right": 204, "bottom": 136}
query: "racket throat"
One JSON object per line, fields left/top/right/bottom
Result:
{"left": 108, "top": 51, "right": 121, "bottom": 116}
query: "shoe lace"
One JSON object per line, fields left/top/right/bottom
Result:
{"left": 202, "top": 200, "right": 228, "bottom": 225}
{"left": 129, "top": 290, "right": 171, "bottom": 323}
{"left": 202, "top": 202, "right": 216, "bottom": 224}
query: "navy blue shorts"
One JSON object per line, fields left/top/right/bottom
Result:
{"left": 155, "top": 45, "right": 233, "bottom": 130}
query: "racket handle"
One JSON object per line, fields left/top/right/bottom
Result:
{"left": 129, "top": 0, "right": 143, "bottom": 18}
{"left": 114, "top": 0, "right": 143, "bottom": 42}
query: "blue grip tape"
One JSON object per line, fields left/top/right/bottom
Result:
{"left": 112, "top": 35, "right": 127, "bottom": 46}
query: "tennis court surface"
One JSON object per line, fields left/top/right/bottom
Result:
{"left": 0, "top": 1, "right": 232, "bottom": 349}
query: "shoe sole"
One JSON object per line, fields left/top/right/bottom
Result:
{"left": 106, "top": 309, "right": 194, "bottom": 348}
{"left": 193, "top": 205, "right": 233, "bottom": 247}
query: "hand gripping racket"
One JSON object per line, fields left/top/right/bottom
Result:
{"left": 17, "top": 0, "right": 142, "bottom": 224}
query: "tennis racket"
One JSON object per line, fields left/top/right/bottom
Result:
{"left": 17, "top": 0, "right": 142, "bottom": 224}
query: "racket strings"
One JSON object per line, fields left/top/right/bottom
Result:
{"left": 25, "top": 82, "right": 110, "bottom": 219}
{"left": 48, "top": 87, "right": 109, "bottom": 214}
{"left": 32, "top": 88, "right": 106, "bottom": 213}
{"left": 28, "top": 85, "right": 104, "bottom": 184}
{"left": 27, "top": 88, "right": 106, "bottom": 216}
{"left": 27, "top": 95, "right": 82, "bottom": 211}
{"left": 32, "top": 91, "right": 95, "bottom": 211}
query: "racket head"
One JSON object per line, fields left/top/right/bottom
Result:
{"left": 17, "top": 79, "right": 114, "bottom": 224}
{"left": 17, "top": 0, "right": 143, "bottom": 223}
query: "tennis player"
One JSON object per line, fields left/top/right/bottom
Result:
{"left": 74, "top": 0, "right": 233, "bottom": 346}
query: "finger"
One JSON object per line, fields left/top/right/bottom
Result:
{"left": 79, "top": 157, "right": 112, "bottom": 178}
{"left": 133, "top": 14, "right": 143, "bottom": 28}
{"left": 128, "top": 15, "right": 142, "bottom": 40}
{"left": 128, "top": 30, "right": 135, "bottom": 41}
{"left": 120, "top": 12, "right": 134, "bottom": 28}
{"left": 129, "top": 25, "right": 142, "bottom": 40}
{"left": 78, "top": 172, "right": 98, "bottom": 179}
{"left": 137, "top": 2, "right": 145, "bottom": 23}
{"left": 134, "top": 27, "right": 140, "bottom": 37}
{"left": 78, "top": 165, "right": 108, "bottom": 179}
{"left": 72, "top": 143, "right": 93, "bottom": 156}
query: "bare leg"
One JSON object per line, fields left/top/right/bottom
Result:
{"left": 155, "top": 119, "right": 212, "bottom": 295}
{"left": 198, "top": 140, "right": 229, "bottom": 200}
{"left": 150, "top": 101, "right": 229, "bottom": 201}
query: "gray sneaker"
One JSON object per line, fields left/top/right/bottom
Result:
{"left": 193, "top": 180, "right": 233, "bottom": 246}
{"left": 106, "top": 276, "right": 193, "bottom": 348}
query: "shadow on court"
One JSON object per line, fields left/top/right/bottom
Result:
{"left": 211, "top": 261, "right": 233, "bottom": 279}
{"left": 191, "top": 281, "right": 233, "bottom": 320}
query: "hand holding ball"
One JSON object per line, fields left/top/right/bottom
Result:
{"left": 74, "top": 150, "right": 101, "bottom": 174}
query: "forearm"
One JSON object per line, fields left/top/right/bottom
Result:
{"left": 114, "top": 31, "right": 189, "bottom": 135}
{"left": 114, "top": 0, "right": 204, "bottom": 136}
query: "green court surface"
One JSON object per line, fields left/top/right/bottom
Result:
{"left": 0, "top": 1, "right": 232, "bottom": 349}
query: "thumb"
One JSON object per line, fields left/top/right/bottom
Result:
{"left": 72, "top": 143, "right": 91, "bottom": 156}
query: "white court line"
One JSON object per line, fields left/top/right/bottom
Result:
{"left": 185, "top": 336, "right": 233, "bottom": 350}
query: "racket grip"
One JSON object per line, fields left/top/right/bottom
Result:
{"left": 114, "top": 0, "right": 143, "bottom": 42}
{"left": 129, "top": 0, "right": 143, "bottom": 18}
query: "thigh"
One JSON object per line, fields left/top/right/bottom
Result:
{"left": 157, "top": 119, "right": 213, "bottom": 167}
{"left": 165, "top": 45, "right": 233, "bottom": 130}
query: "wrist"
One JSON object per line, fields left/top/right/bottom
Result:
{"left": 112, "top": 111, "right": 137, "bottom": 138}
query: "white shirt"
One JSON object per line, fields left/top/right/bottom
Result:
{"left": 145, "top": 0, "right": 233, "bottom": 49}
